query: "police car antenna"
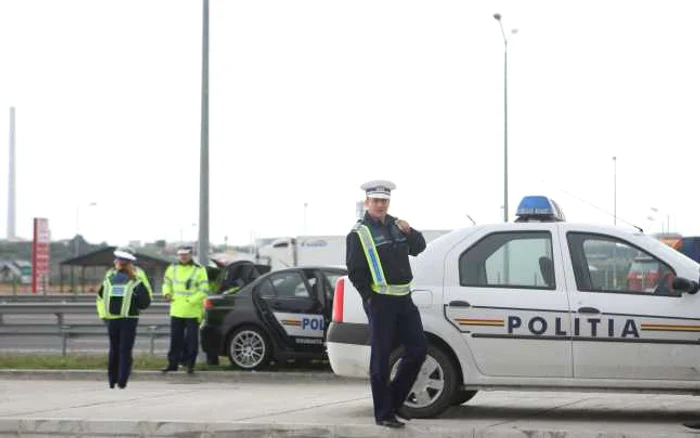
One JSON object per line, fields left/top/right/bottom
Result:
{"left": 539, "top": 181, "right": 644, "bottom": 232}
{"left": 466, "top": 214, "right": 476, "bottom": 226}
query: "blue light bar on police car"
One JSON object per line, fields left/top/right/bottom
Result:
{"left": 515, "top": 196, "right": 566, "bottom": 222}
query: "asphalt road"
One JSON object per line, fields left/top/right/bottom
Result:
{"left": 2, "top": 376, "right": 700, "bottom": 437}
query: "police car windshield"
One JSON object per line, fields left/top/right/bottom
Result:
{"left": 636, "top": 233, "right": 700, "bottom": 268}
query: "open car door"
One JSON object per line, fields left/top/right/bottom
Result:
{"left": 216, "top": 261, "right": 271, "bottom": 294}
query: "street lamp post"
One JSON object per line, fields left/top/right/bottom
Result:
{"left": 75, "top": 202, "right": 97, "bottom": 256}
{"left": 180, "top": 223, "right": 197, "bottom": 245}
{"left": 493, "top": 13, "right": 518, "bottom": 223}
{"left": 613, "top": 156, "right": 617, "bottom": 225}
{"left": 303, "top": 202, "right": 308, "bottom": 236}
{"left": 650, "top": 207, "right": 670, "bottom": 234}
{"left": 198, "top": 0, "right": 210, "bottom": 265}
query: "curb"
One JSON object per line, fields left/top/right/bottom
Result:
{"left": 0, "top": 419, "right": 687, "bottom": 438}
{"left": 0, "top": 369, "right": 359, "bottom": 383}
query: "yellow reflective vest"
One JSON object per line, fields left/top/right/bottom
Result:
{"left": 162, "top": 262, "right": 209, "bottom": 320}
{"left": 96, "top": 267, "right": 152, "bottom": 319}
{"left": 99, "top": 277, "right": 142, "bottom": 320}
{"left": 353, "top": 223, "right": 411, "bottom": 296}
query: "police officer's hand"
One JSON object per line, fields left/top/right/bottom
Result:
{"left": 163, "top": 294, "right": 173, "bottom": 302}
{"left": 395, "top": 219, "right": 411, "bottom": 235}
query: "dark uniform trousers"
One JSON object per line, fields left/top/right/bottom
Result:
{"left": 364, "top": 293, "right": 428, "bottom": 422}
{"left": 168, "top": 316, "right": 199, "bottom": 368}
{"left": 107, "top": 318, "right": 138, "bottom": 388}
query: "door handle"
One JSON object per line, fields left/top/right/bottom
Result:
{"left": 577, "top": 306, "right": 600, "bottom": 314}
{"left": 449, "top": 300, "right": 471, "bottom": 308}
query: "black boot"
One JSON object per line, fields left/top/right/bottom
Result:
{"left": 684, "top": 421, "right": 700, "bottom": 430}
{"left": 375, "top": 418, "right": 405, "bottom": 428}
{"left": 395, "top": 409, "right": 412, "bottom": 421}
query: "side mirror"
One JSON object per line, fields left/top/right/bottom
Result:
{"left": 672, "top": 277, "right": 700, "bottom": 295}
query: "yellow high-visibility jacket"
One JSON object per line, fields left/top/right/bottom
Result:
{"left": 162, "top": 262, "right": 209, "bottom": 320}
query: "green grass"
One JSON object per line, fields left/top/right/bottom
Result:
{"left": 0, "top": 354, "right": 229, "bottom": 370}
{"left": 0, "top": 354, "right": 331, "bottom": 372}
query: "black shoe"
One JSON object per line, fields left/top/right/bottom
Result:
{"left": 161, "top": 366, "right": 178, "bottom": 373}
{"left": 375, "top": 418, "right": 405, "bottom": 428}
{"left": 684, "top": 421, "right": 700, "bottom": 430}
{"left": 187, "top": 367, "right": 195, "bottom": 375}
{"left": 117, "top": 383, "right": 126, "bottom": 389}
{"left": 395, "top": 410, "right": 412, "bottom": 421}
{"left": 109, "top": 383, "right": 115, "bottom": 389}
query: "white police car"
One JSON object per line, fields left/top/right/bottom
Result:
{"left": 326, "top": 196, "right": 700, "bottom": 418}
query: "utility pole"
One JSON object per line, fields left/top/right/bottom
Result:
{"left": 198, "top": 0, "right": 210, "bottom": 265}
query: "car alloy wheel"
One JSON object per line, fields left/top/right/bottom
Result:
{"left": 389, "top": 344, "right": 458, "bottom": 418}
{"left": 229, "top": 328, "right": 268, "bottom": 370}
{"left": 391, "top": 354, "right": 444, "bottom": 408}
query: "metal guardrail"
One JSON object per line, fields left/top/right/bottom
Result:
{"left": 0, "top": 324, "right": 170, "bottom": 356}
{"left": 0, "top": 303, "right": 171, "bottom": 356}
{"left": 0, "top": 302, "right": 170, "bottom": 315}
{"left": 0, "top": 295, "right": 170, "bottom": 303}
{"left": 0, "top": 295, "right": 96, "bottom": 303}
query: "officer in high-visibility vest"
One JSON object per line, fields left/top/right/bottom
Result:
{"left": 96, "top": 248, "right": 151, "bottom": 389}
{"left": 96, "top": 247, "right": 153, "bottom": 319}
{"left": 161, "top": 245, "right": 209, "bottom": 374}
{"left": 345, "top": 180, "right": 428, "bottom": 428}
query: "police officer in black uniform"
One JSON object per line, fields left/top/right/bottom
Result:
{"left": 96, "top": 249, "right": 152, "bottom": 389}
{"left": 346, "top": 179, "right": 428, "bottom": 428}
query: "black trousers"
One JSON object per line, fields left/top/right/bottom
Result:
{"left": 364, "top": 294, "right": 428, "bottom": 422}
{"left": 107, "top": 318, "right": 138, "bottom": 388}
{"left": 167, "top": 317, "right": 199, "bottom": 368}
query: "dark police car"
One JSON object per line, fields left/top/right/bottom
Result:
{"left": 201, "top": 265, "right": 347, "bottom": 370}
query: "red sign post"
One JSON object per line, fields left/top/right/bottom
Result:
{"left": 31, "top": 218, "right": 51, "bottom": 294}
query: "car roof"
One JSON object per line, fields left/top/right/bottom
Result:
{"left": 272, "top": 266, "right": 348, "bottom": 273}
{"left": 230, "top": 266, "right": 347, "bottom": 292}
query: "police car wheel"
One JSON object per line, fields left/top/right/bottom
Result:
{"left": 390, "top": 344, "right": 458, "bottom": 419}
{"left": 227, "top": 326, "right": 271, "bottom": 370}
{"left": 451, "top": 389, "right": 478, "bottom": 406}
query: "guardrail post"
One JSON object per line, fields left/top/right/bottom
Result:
{"left": 61, "top": 325, "right": 69, "bottom": 356}
{"left": 56, "top": 313, "right": 64, "bottom": 328}
{"left": 149, "top": 325, "right": 157, "bottom": 356}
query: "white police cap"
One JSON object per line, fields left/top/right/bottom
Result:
{"left": 177, "top": 245, "right": 194, "bottom": 256}
{"left": 113, "top": 247, "right": 137, "bottom": 262}
{"left": 360, "top": 180, "right": 396, "bottom": 199}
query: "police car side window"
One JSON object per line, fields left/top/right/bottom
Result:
{"left": 459, "top": 231, "right": 555, "bottom": 290}
{"left": 270, "top": 272, "right": 311, "bottom": 299}
{"left": 566, "top": 233, "right": 678, "bottom": 296}
{"left": 257, "top": 278, "right": 276, "bottom": 297}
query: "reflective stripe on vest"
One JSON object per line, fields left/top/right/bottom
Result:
{"left": 103, "top": 278, "right": 139, "bottom": 318}
{"left": 353, "top": 223, "right": 411, "bottom": 296}
{"left": 171, "top": 264, "right": 200, "bottom": 296}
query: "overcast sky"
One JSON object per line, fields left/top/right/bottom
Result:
{"left": 1, "top": 0, "right": 698, "bottom": 247}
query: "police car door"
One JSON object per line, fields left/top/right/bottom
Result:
{"left": 259, "top": 269, "right": 326, "bottom": 351}
{"left": 443, "top": 224, "right": 573, "bottom": 378}
{"left": 561, "top": 225, "right": 700, "bottom": 381}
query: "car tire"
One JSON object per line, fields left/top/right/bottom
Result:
{"left": 452, "top": 389, "right": 478, "bottom": 406}
{"left": 227, "top": 326, "right": 271, "bottom": 370}
{"left": 390, "top": 343, "right": 458, "bottom": 419}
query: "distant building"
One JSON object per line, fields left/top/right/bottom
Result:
{"left": 0, "top": 259, "right": 31, "bottom": 284}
